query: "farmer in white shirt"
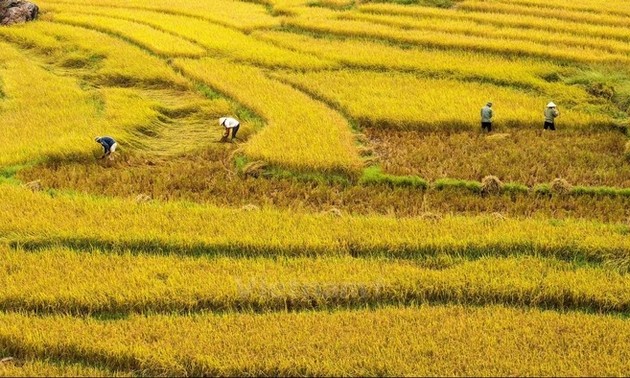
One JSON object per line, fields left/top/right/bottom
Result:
{"left": 219, "top": 117, "right": 240, "bottom": 142}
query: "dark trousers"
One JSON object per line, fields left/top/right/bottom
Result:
{"left": 481, "top": 122, "right": 492, "bottom": 132}
{"left": 230, "top": 125, "right": 240, "bottom": 139}
{"left": 543, "top": 121, "right": 555, "bottom": 130}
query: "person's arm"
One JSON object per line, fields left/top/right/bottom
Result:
{"left": 489, "top": 108, "right": 493, "bottom": 119}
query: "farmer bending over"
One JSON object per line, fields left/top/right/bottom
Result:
{"left": 219, "top": 117, "right": 240, "bottom": 142}
{"left": 95, "top": 136, "right": 118, "bottom": 159}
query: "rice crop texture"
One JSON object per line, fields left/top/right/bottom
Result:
{"left": 16, "top": 151, "right": 630, "bottom": 222}
{"left": 366, "top": 129, "right": 630, "bottom": 187}
{"left": 50, "top": 12, "right": 207, "bottom": 57}
{"left": 346, "top": 9, "right": 630, "bottom": 57}
{"left": 0, "top": 42, "right": 101, "bottom": 166}
{"left": 174, "top": 58, "right": 362, "bottom": 173}
{"left": 285, "top": 8, "right": 630, "bottom": 64}
{"left": 1, "top": 0, "right": 629, "bottom": 375}
{"left": 1, "top": 305, "right": 629, "bottom": 376}
{"left": 0, "top": 359, "right": 129, "bottom": 377}
{"left": 0, "top": 21, "right": 188, "bottom": 88}
{"left": 39, "top": 0, "right": 279, "bottom": 30}
{"left": 42, "top": 2, "right": 335, "bottom": 70}
{"left": 252, "top": 30, "right": 569, "bottom": 93}
{"left": 1, "top": 186, "right": 629, "bottom": 265}
{"left": 277, "top": 70, "right": 612, "bottom": 130}
{"left": 360, "top": 3, "right": 630, "bottom": 42}
{"left": 2, "top": 246, "right": 629, "bottom": 314}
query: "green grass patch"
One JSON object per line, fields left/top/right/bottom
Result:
{"left": 360, "top": 166, "right": 428, "bottom": 189}
{"left": 502, "top": 182, "right": 530, "bottom": 195}
{"left": 566, "top": 66, "right": 630, "bottom": 120}
{"left": 0, "top": 164, "right": 32, "bottom": 185}
{"left": 195, "top": 82, "right": 222, "bottom": 101}
{"left": 570, "top": 185, "right": 630, "bottom": 198}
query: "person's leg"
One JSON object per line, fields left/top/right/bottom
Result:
{"left": 550, "top": 123, "right": 556, "bottom": 131}
{"left": 488, "top": 123, "right": 492, "bottom": 132}
{"left": 232, "top": 125, "right": 240, "bottom": 139}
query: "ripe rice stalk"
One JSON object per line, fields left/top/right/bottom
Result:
{"left": 1, "top": 305, "right": 629, "bottom": 376}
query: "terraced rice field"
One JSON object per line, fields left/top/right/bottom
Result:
{"left": 1, "top": 0, "right": 629, "bottom": 375}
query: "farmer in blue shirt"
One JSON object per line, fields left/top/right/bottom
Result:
{"left": 95, "top": 136, "right": 118, "bottom": 159}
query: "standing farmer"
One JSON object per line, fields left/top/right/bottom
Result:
{"left": 480, "top": 102, "right": 493, "bottom": 132}
{"left": 544, "top": 102, "right": 560, "bottom": 131}
{"left": 219, "top": 116, "right": 240, "bottom": 142}
{"left": 95, "top": 136, "right": 118, "bottom": 159}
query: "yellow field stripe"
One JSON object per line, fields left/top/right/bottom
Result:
{"left": 1, "top": 185, "right": 628, "bottom": 264}
{"left": 49, "top": 12, "right": 207, "bottom": 57}
{"left": 343, "top": 12, "right": 630, "bottom": 58}
{"left": 1, "top": 305, "right": 629, "bottom": 376}
{"left": 360, "top": 3, "right": 630, "bottom": 43}
{"left": 174, "top": 57, "right": 361, "bottom": 173}
{"left": 0, "top": 21, "right": 188, "bottom": 87}
{"left": 285, "top": 11, "right": 630, "bottom": 64}
{"left": 2, "top": 247, "right": 629, "bottom": 314}
{"left": 0, "top": 42, "right": 102, "bottom": 166}
{"left": 487, "top": 0, "right": 630, "bottom": 16}
{"left": 0, "top": 359, "right": 129, "bottom": 377}
{"left": 38, "top": 0, "right": 279, "bottom": 31}
{"left": 41, "top": 2, "right": 335, "bottom": 70}
{"left": 276, "top": 70, "right": 611, "bottom": 130}
{"left": 253, "top": 30, "right": 564, "bottom": 91}
{"left": 459, "top": 0, "right": 630, "bottom": 27}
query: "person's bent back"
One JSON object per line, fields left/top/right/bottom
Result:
{"left": 95, "top": 136, "right": 118, "bottom": 159}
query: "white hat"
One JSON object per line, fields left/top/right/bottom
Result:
{"left": 94, "top": 136, "right": 101, "bottom": 142}
{"left": 219, "top": 117, "right": 227, "bottom": 125}
{"left": 486, "top": 101, "right": 493, "bottom": 106}
{"left": 547, "top": 102, "right": 556, "bottom": 107}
